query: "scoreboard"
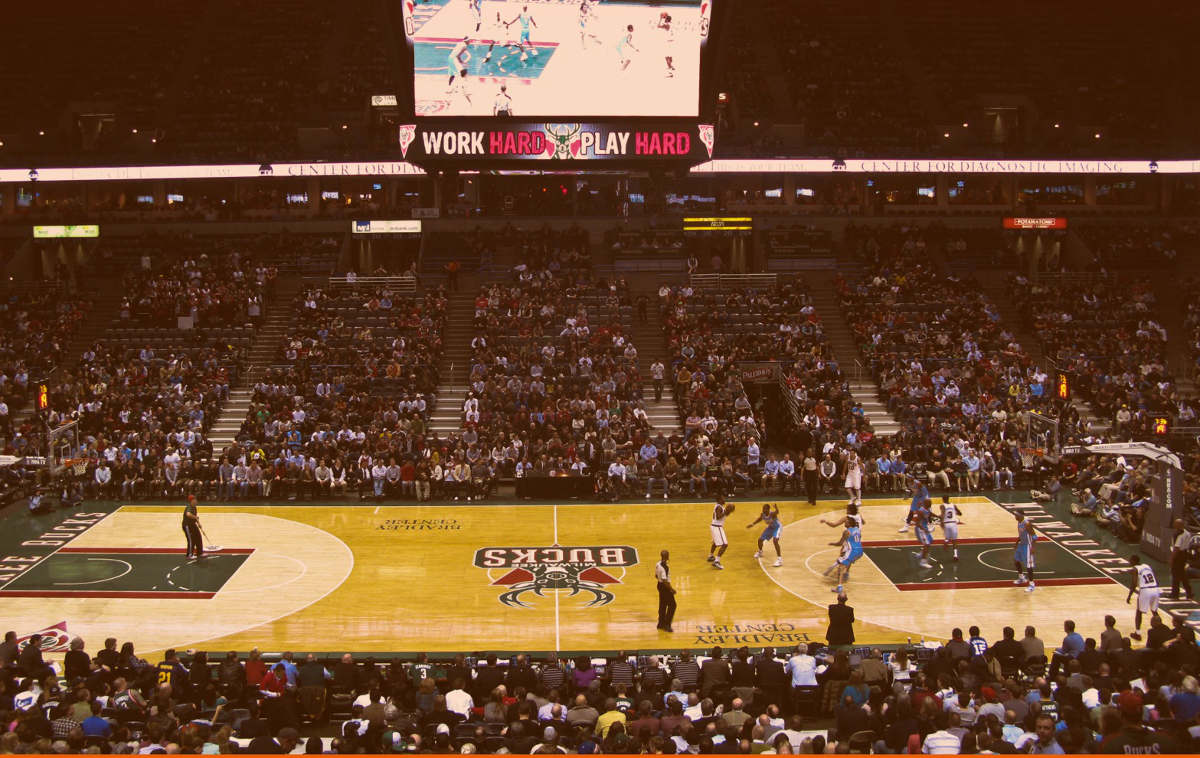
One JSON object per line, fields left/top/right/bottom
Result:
{"left": 683, "top": 216, "right": 753, "bottom": 236}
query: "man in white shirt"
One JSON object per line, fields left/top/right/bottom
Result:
{"left": 746, "top": 438, "right": 761, "bottom": 484}
{"left": 94, "top": 462, "right": 113, "bottom": 499}
{"left": 785, "top": 643, "right": 817, "bottom": 715}
{"left": 650, "top": 360, "right": 665, "bottom": 401}
{"left": 445, "top": 679, "right": 474, "bottom": 718}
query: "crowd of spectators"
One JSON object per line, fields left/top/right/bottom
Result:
{"left": 1008, "top": 275, "right": 1178, "bottom": 436}
{"left": 1064, "top": 455, "right": 1163, "bottom": 543}
{"left": 1186, "top": 276, "right": 1200, "bottom": 384}
{"left": 660, "top": 279, "right": 867, "bottom": 499}
{"left": 1076, "top": 227, "right": 1182, "bottom": 271}
{"left": 219, "top": 283, "right": 446, "bottom": 501}
{"left": 0, "top": 288, "right": 92, "bottom": 440}
{"left": 835, "top": 226, "right": 1068, "bottom": 492}
{"left": 461, "top": 246, "right": 664, "bottom": 500}
{"left": 3, "top": 609, "right": 1199, "bottom": 754}
{"left": 11, "top": 237, "right": 325, "bottom": 502}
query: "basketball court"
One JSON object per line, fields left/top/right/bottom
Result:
{"left": 0, "top": 496, "right": 1147, "bottom": 657}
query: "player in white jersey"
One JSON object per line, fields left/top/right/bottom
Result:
{"left": 843, "top": 451, "right": 863, "bottom": 506}
{"left": 656, "top": 12, "right": 676, "bottom": 77}
{"left": 821, "top": 502, "right": 865, "bottom": 530}
{"left": 707, "top": 496, "right": 735, "bottom": 569}
{"left": 469, "top": 0, "right": 483, "bottom": 32}
{"left": 939, "top": 495, "right": 963, "bottom": 561}
{"left": 579, "top": 0, "right": 601, "bottom": 47}
{"left": 616, "top": 24, "right": 639, "bottom": 71}
{"left": 447, "top": 36, "right": 471, "bottom": 90}
{"left": 1126, "top": 553, "right": 1161, "bottom": 641}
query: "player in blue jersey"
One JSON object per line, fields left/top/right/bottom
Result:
{"left": 899, "top": 476, "right": 929, "bottom": 532}
{"left": 829, "top": 516, "right": 864, "bottom": 594}
{"left": 747, "top": 503, "right": 783, "bottom": 567}
{"left": 912, "top": 499, "right": 934, "bottom": 568}
{"left": 1013, "top": 513, "right": 1037, "bottom": 592}
{"left": 506, "top": 5, "right": 538, "bottom": 62}
{"left": 616, "top": 24, "right": 639, "bottom": 71}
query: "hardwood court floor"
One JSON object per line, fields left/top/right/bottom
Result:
{"left": 0, "top": 497, "right": 1138, "bottom": 656}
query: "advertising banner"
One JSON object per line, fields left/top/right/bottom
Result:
{"left": 1003, "top": 217, "right": 1068, "bottom": 229}
{"left": 32, "top": 225, "right": 99, "bottom": 238}
{"left": 401, "top": 121, "right": 714, "bottom": 164}
{"left": 352, "top": 220, "right": 423, "bottom": 234}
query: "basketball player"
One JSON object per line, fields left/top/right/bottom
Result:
{"left": 821, "top": 502, "right": 865, "bottom": 530}
{"left": 579, "top": 0, "right": 601, "bottom": 46}
{"left": 481, "top": 12, "right": 514, "bottom": 66}
{"left": 843, "top": 451, "right": 863, "bottom": 506}
{"left": 449, "top": 67, "right": 473, "bottom": 106}
{"left": 183, "top": 494, "right": 204, "bottom": 561}
{"left": 656, "top": 12, "right": 676, "bottom": 77}
{"left": 939, "top": 495, "right": 963, "bottom": 561}
{"left": 493, "top": 84, "right": 513, "bottom": 116}
{"left": 829, "top": 516, "right": 863, "bottom": 594}
{"left": 912, "top": 499, "right": 934, "bottom": 568}
{"left": 1013, "top": 513, "right": 1037, "bottom": 592}
{"left": 747, "top": 503, "right": 783, "bottom": 567}
{"left": 899, "top": 475, "right": 929, "bottom": 532}
{"left": 447, "top": 36, "right": 471, "bottom": 90}
{"left": 469, "top": 0, "right": 483, "bottom": 32}
{"left": 616, "top": 24, "right": 639, "bottom": 71}
{"left": 1126, "top": 554, "right": 1160, "bottom": 641}
{"left": 506, "top": 5, "right": 538, "bottom": 62}
{"left": 707, "top": 496, "right": 735, "bottom": 569}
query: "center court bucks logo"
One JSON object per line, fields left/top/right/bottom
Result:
{"left": 474, "top": 545, "right": 638, "bottom": 608}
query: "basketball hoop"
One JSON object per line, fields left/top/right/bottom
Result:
{"left": 59, "top": 457, "right": 88, "bottom": 476}
{"left": 1018, "top": 447, "right": 1046, "bottom": 467}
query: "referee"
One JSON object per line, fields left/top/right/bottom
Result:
{"left": 655, "top": 550, "right": 676, "bottom": 632}
{"left": 183, "top": 495, "right": 204, "bottom": 560}
{"left": 493, "top": 84, "right": 513, "bottom": 117}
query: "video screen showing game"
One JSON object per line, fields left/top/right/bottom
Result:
{"left": 402, "top": 0, "right": 708, "bottom": 117}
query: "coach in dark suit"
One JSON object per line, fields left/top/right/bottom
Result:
{"left": 826, "top": 593, "right": 855, "bottom": 648}
{"left": 700, "top": 646, "right": 732, "bottom": 699}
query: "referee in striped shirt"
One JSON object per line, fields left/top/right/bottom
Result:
{"left": 608, "top": 651, "right": 635, "bottom": 692}
{"left": 671, "top": 650, "right": 700, "bottom": 692}
{"left": 540, "top": 652, "right": 566, "bottom": 692}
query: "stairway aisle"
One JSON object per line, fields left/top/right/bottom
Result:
{"left": 806, "top": 272, "right": 901, "bottom": 437}
{"left": 632, "top": 303, "right": 683, "bottom": 437}
{"left": 207, "top": 276, "right": 304, "bottom": 450}
{"left": 429, "top": 287, "right": 477, "bottom": 436}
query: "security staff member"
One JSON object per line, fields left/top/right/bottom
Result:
{"left": 1170, "top": 518, "right": 1196, "bottom": 600}
{"left": 655, "top": 550, "right": 676, "bottom": 632}
{"left": 183, "top": 495, "right": 204, "bottom": 560}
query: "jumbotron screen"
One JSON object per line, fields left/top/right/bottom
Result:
{"left": 402, "top": 0, "right": 709, "bottom": 117}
